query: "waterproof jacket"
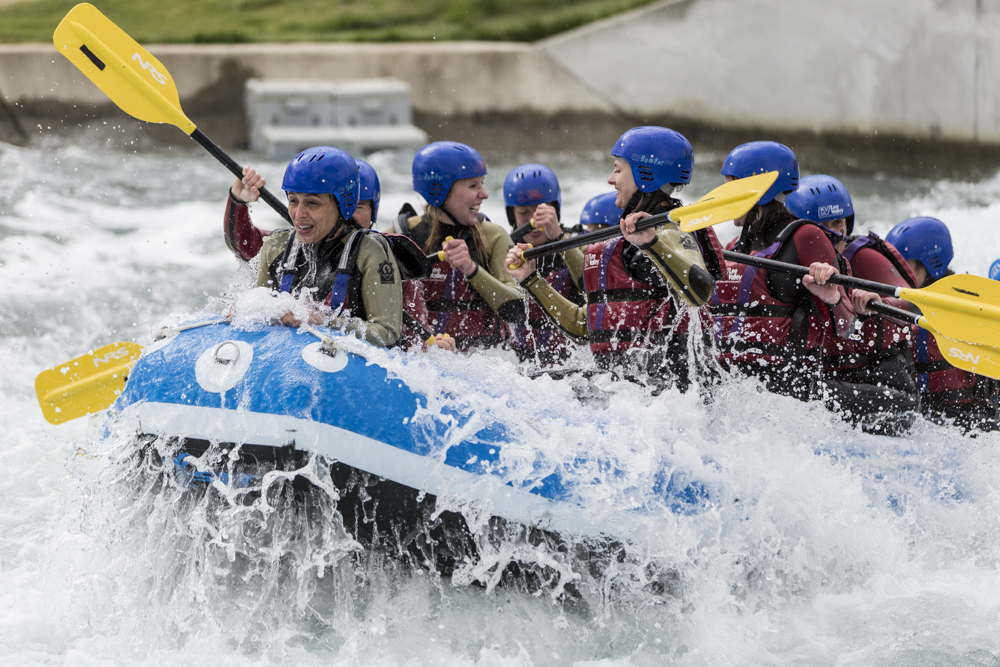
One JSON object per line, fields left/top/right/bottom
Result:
{"left": 256, "top": 224, "right": 402, "bottom": 347}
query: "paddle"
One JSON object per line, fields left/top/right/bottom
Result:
{"left": 865, "top": 301, "right": 1000, "bottom": 380}
{"left": 36, "top": 341, "right": 143, "bottom": 424}
{"left": 504, "top": 171, "right": 778, "bottom": 268}
{"left": 53, "top": 3, "right": 292, "bottom": 224}
{"left": 723, "top": 249, "right": 1000, "bottom": 379}
{"left": 35, "top": 320, "right": 230, "bottom": 425}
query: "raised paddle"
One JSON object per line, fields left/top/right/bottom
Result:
{"left": 53, "top": 3, "right": 292, "bottom": 224}
{"left": 505, "top": 171, "right": 778, "bottom": 268}
{"left": 723, "top": 249, "right": 1000, "bottom": 378}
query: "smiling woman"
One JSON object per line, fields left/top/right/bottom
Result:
{"left": 391, "top": 141, "right": 525, "bottom": 351}
{"left": 229, "top": 146, "right": 403, "bottom": 347}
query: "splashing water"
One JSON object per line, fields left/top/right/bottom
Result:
{"left": 4, "top": 134, "right": 1000, "bottom": 666}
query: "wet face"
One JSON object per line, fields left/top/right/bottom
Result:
{"left": 609, "top": 158, "right": 637, "bottom": 209}
{"left": 442, "top": 176, "right": 488, "bottom": 226}
{"left": 354, "top": 200, "right": 373, "bottom": 229}
{"left": 512, "top": 204, "right": 548, "bottom": 245}
{"left": 287, "top": 192, "right": 341, "bottom": 243}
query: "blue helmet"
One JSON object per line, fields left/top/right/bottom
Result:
{"left": 356, "top": 158, "right": 381, "bottom": 223}
{"left": 282, "top": 146, "right": 360, "bottom": 221}
{"left": 785, "top": 174, "right": 856, "bottom": 234}
{"left": 885, "top": 216, "right": 953, "bottom": 280}
{"left": 721, "top": 141, "right": 799, "bottom": 205}
{"left": 412, "top": 141, "right": 487, "bottom": 208}
{"left": 611, "top": 126, "right": 693, "bottom": 192}
{"left": 503, "top": 163, "right": 561, "bottom": 227}
{"left": 580, "top": 192, "right": 624, "bottom": 227}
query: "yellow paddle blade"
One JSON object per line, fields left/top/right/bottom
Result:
{"left": 918, "top": 317, "right": 1000, "bottom": 380}
{"left": 677, "top": 171, "right": 779, "bottom": 232}
{"left": 35, "top": 342, "right": 144, "bottom": 425}
{"left": 53, "top": 3, "right": 195, "bottom": 134}
{"left": 899, "top": 274, "right": 1000, "bottom": 345}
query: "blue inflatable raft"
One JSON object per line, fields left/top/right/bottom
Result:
{"left": 106, "top": 321, "right": 710, "bottom": 570}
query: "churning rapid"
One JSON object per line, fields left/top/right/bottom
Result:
{"left": 4, "top": 130, "right": 1000, "bottom": 666}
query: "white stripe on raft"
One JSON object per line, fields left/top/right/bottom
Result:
{"left": 114, "top": 401, "right": 601, "bottom": 536}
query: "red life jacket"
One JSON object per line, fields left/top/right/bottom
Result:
{"left": 398, "top": 212, "right": 508, "bottom": 351}
{"left": 583, "top": 236, "right": 677, "bottom": 354}
{"left": 824, "top": 232, "right": 916, "bottom": 372}
{"left": 709, "top": 220, "right": 827, "bottom": 369}
{"left": 401, "top": 262, "right": 508, "bottom": 351}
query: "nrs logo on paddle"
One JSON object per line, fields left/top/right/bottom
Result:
{"left": 949, "top": 347, "right": 980, "bottom": 365}
{"left": 132, "top": 53, "right": 167, "bottom": 85}
{"left": 93, "top": 347, "right": 132, "bottom": 367}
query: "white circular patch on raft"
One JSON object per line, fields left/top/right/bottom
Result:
{"left": 195, "top": 340, "right": 255, "bottom": 393}
{"left": 302, "top": 341, "right": 348, "bottom": 373}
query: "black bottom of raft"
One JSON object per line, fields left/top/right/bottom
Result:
{"left": 135, "top": 434, "right": 624, "bottom": 597}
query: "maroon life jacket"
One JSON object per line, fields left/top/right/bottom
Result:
{"left": 398, "top": 212, "right": 508, "bottom": 351}
{"left": 823, "top": 232, "right": 916, "bottom": 372}
{"left": 583, "top": 236, "right": 677, "bottom": 354}
{"left": 709, "top": 219, "right": 829, "bottom": 369}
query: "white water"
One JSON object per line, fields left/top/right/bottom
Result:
{"left": 3, "top": 131, "right": 1000, "bottom": 666}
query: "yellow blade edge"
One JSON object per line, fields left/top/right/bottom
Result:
{"left": 919, "top": 317, "right": 1000, "bottom": 380}
{"left": 53, "top": 3, "right": 195, "bottom": 134}
{"left": 35, "top": 342, "right": 144, "bottom": 425}
{"left": 677, "top": 171, "right": 779, "bottom": 232}
{"left": 900, "top": 278, "right": 1000, "bottom": 344}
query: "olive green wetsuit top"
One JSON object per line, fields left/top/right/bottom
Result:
{"left": 520, "top": 222, "right": 713, "bottom": 343}
{"left": 256, "top": 227, "right": 403, "bottom": 347}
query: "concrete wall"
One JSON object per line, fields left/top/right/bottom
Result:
{"left": 1, "top": 0, "right": 998, "bottom": 146}
{"left": 0, "top": 41, "right": 613, "bottom": 116}
{"left": 540, "top": 0, "right": 1000, "bottom": 143}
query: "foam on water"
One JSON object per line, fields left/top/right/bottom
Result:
{"left": 4, "top": 136, "right": 1000, "bottom": 666}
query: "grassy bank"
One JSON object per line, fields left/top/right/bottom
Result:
{"left": 0, "top": 0, "right": 660, "bottom": 44}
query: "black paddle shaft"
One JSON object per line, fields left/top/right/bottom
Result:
{"left": 509, "top": 221, "right": 533, "bottom": 243}
{"left": 721, "top": 250, "right": 900, "bottom": 298}
{"left": 866, "top": 300, "right": 920, "bottom": 324}
{"left": 189, "top": 129, "right": 293, "bottom": 224}
{"left": 422, "top": 209, "right": 675, "bottom": 262}
{"left": 512, "top": 209, "right": 675, "bottom": 262}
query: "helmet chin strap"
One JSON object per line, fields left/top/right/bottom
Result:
{"left": 440, "top": 204, "right": 473, "bottom": 231}
{"left": 622, "top": 190, "right": 644, "bottom": 217}
{"left": 817, "top": 222, "right": 846, "bottom": 245}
